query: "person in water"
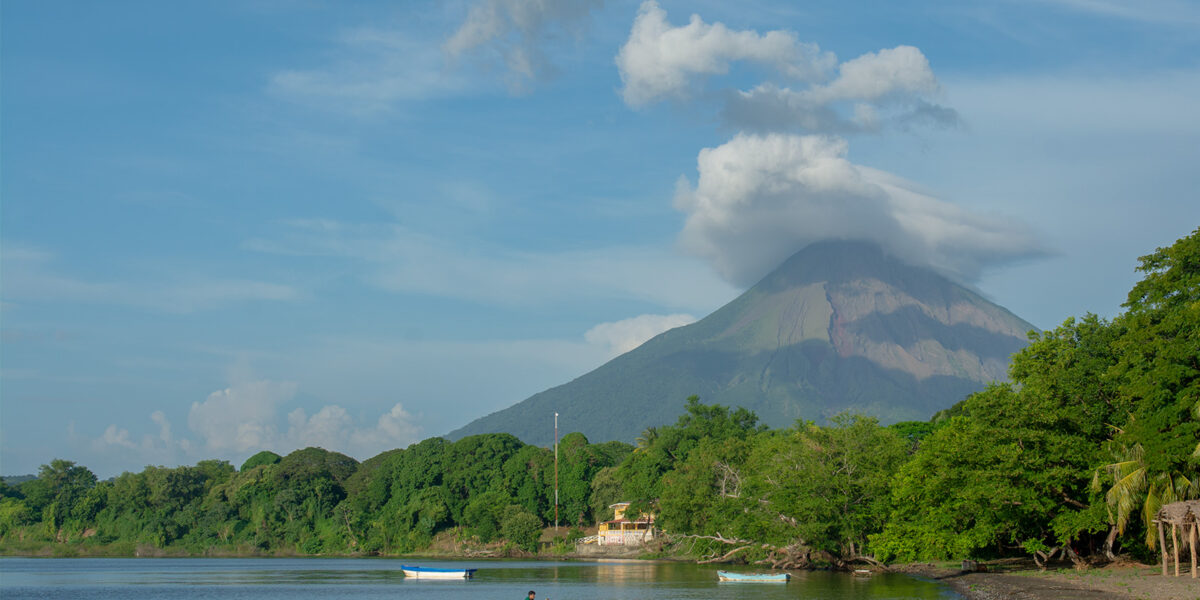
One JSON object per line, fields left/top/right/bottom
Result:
{"left": 527, "top": 591, "right": 536, "bottom": 600}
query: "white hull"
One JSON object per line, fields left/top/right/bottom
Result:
{"left": 717, "top": 571, "right": 790, "bottom": 582}
{"left": 401, "top": 568, "right": 473, "bottom": 579}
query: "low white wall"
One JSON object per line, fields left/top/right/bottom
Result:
{"left": 597, "top": 531, "right": 654, "bottom": 546}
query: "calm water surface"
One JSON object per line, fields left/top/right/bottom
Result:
{"left": 0, "top": 557, "right": 960, "bottom": 599}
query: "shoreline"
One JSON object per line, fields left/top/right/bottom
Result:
{"left": 897, "top": 562, "right": 1199, "bottom": 600}
{"left": 5, "top": 544, "right": 1196, "bottom": 599}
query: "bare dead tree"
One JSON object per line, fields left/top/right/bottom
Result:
{"left": 715, "top": 461, "right": 742, "bottom": 498}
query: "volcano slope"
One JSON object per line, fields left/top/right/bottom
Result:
{"left": 450, "top": 241, "right": 1036, "bottom": 445}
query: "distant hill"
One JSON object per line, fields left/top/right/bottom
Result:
{"left": 449, "top": 241, "right": 1036, "bottom": 446}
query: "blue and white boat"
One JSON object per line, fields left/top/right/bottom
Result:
{"left": 400, "top": 565, "right": 478, "bottom": 579}
{"left": 717, "top": 570, "right": 790, "bottom": 582}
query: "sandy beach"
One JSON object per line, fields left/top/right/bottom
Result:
{"left": 899, "top": 561, "right": 1200, "bottom": 600}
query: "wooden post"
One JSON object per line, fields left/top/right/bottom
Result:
{"left": 1173, "top": 523, "right": 1180, "bottom": 576}
{"left": 1159, "top": 521, "right": 1168, "bottom": 576}
{"left": 1185, "top": 523, "right": 1195, "bottom": 578}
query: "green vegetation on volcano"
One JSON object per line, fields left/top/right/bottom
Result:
{"left": 451, "top": 241, "right": 1035, "bottom": 446}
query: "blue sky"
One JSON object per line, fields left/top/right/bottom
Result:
{"left": 3, "top": 0, "right": 1198, "bottom": 478}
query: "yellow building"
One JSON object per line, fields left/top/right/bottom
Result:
{"left": 597, "top": 502, "right": 656, "bottom": 546}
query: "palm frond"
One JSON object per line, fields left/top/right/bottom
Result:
{"left": 1143, "top": 480, "right": 1167, "bottom": 548}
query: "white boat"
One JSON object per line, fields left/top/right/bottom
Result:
{"left": 400, "top": 565, "right": 477, "bottom": 579}
{"left": 717, "top": 570, "right": 790, "bottom": 582}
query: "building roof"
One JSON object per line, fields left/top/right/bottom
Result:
{"left": 602, "top": 516, "right": 655, "bottom": 525}
{"left": 1157, "top": 500, "right": 1200, "bottom": 525}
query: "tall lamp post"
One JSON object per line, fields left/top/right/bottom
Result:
{"left": 554, "top": 412, "right": 559, "bottom": 531}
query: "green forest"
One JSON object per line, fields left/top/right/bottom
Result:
{"left": 2, "top": 228, "right": 1197, "bottom": 568}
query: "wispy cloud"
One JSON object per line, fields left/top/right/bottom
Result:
{"left": 946, "top": 69, "right": 1200, "bottom": 135}
{"left": 270, "top": 0, "right": 606, "bottom": 112}
{"left": 1029, "top": 0, "right": 1200, "bottom": 25}
{"left": 445, "top": 0, "right": 603, "bottom": 91}
{"left": 1, "top": 243, "right": 299, "bottom": 313}
{"left": 246, "top": 219, "right": 737, "bottom": 313}
{"left": 269, "top": 27, "right": 468, "bottom": 114}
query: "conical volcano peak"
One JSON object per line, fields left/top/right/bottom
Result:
{"left": 450, "top": 241, "right": 1036, "bottom": 446}
{"left": 757, "top": 240, "right": 960, "bottom": 300}
{"left": 761, "top": 240, "right": 893, "bottom": 286}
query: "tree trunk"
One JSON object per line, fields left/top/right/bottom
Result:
{"left": 1159, "top": 521, "right": 1168, "bottom": 576}
{"left": 341, "top": 509, "right": 359, "bottom": 549}
{"left": 1173, "top": 523, "right": 1180, "bottom": 577}
{"left": 1064, "top": 545, "right": 1087, "bottom": 570}
{"left": 1102, "top": 524, "right": 1119, "bottom": 561}
{"left": 1191, "top": 522, "right": 1198, "bottom": 579}
{"left": 849, "top": 555, "right": 885, "bottom": 568}
{"left": 1034, "top": 547, "right": 1062, "bottom": 570}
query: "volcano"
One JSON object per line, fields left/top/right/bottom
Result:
{"left": 449, "top": 241, "right": 1035, "bottom": 445}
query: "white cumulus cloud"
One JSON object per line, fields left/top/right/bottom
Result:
{"left": 100, "top": 425, "right": 136, "bottom": 449}
{"left": 674, "top": 132, "right": 1046, "bottom": 286}
{"left": 375, "top": 403, "right": 422, "bottom": 442}
{"left": 285, "top": 405, "right": 354, "bottom": 451}
{"left": 188, "top": 380, "right": 298, "bottom": 453}
{"left": 814, "top": 45, "right": 940, "bottom": 102}
{"left": 585, "top": 313, "right": 696, "bottom": 356}
{"left": 185, "top": 378, "right": 423, "bottom": 460}
{"left": 616, "top": 0, "right": 833, "bottom": 107}
{"left": 616, "top": 4, "right": 955, "bottom": 133}
{"left": 722, "top": 46, "right": 958, "bottom": 133}
{"left": 88, "top": 388, "right": 422, "bottom": 474}
{"left": 150, "top": 410, "right": 172, "bottom": 443}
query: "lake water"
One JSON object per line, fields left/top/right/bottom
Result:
{"left": 0, "top": 557, "right": 961, "bottom": 599}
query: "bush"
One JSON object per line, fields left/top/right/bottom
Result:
{"left": 500, "top": 505, "right": 542, "bottom": 553}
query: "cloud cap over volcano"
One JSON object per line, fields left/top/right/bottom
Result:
{"left": 674, "top": 133, "right": 1048, "bottom": 287}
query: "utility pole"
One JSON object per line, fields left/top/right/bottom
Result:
{"left": 554, "top": 412, "right": 559, "bottom": 531}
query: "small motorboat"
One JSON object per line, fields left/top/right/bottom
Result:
{"left": 717, "top": 570, "right": 790, "bottom": 582}
{"left": 400, "top": 565, "right": 478, "bottom": 579}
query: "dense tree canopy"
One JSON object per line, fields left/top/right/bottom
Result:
{"left": 3, "top": 229, "right": 1197, "bottom": 567}
{"left": 1097, "top": 228, "right": 1200, "bottom": 546}
{"left": 1, "top": 435, "right": 629, "bottom": 555}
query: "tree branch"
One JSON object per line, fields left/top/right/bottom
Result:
{"left": 1060, "top": 493, "right": 1088, "bottom": 509}
{"left": 699, "top": 545, "right": 753, "bottom": 563}
{"left": 672, "top": 532, "right": 754, "bottom": 545}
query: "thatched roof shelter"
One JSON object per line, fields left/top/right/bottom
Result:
{"left": 1153, "top": 500, "right": 1200, "bottom": 578}
{"left": 1157, "top": 500, "right": 1200, "bottom": 525}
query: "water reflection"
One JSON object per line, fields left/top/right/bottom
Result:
{"left": 0, "top": 557, "right": 960, "bottom": 600}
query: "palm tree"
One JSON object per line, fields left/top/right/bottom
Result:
{"left": 1093, "top": 433, "right": 1200, "bottom": 549}
{"left": 635, "top": 427, "right": 658, "bottom": 452}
